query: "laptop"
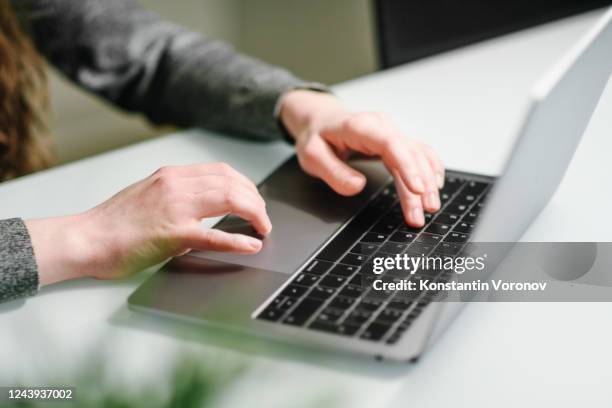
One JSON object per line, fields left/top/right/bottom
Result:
{"left": 129, "top": 8, "right": 612, "bottom": 362}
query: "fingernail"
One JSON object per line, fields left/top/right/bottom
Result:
{"left": 412, "top": 208, "right": 425, "bottom": 226}
{"left": 347, "top": 174, "right": 365, "bottom": 191}
{"left": 411, "top": 175, "right": 425, "bottom": 192}
{"left": 427, "top": 192, "right": 440, "bottom": 211}
{"left": 265, "top": 218, "right": 273, "bottom": 234}
{"left": 244, "top": 236, "right": 262, "bottom": 251}
{"left": 436, "top": 173, "right": 444, "bottom": 189}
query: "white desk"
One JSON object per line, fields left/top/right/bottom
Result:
{"left": 2, "top": 10, "right": 611, "bottom": 408}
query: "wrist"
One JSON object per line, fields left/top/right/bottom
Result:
{"left": 279, "top": 89, "right": 344, "bottom": 143}
{"left": 25, "top": 213, "right": 103, "bottom": 286}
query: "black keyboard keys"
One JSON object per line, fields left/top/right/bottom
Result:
{"left": 294, "top": 272, "right": 320, "bottom": 287}
{"left": 360, "top": 322, "right": 392, "bottom": 341}
{"left": 425, "top": 223, "right": 451, "bottom": 236}
{"left": 362, "top": 232, "right": 388, "bottom": 243}
{"left": 309, "top": 321, "right": 360, "bottom": 336}
{"left": 281, "top": 284, "right": 309, "bottom": 298}
{"left": 350, "top": 242, "right": 379, "bottom": 255}
{"left": 445, "top": 232, "right": 469, "bottom": 243}
{"left": 435, "top": 212, "right": 460, "bottom": 226}
{"left": 309, "top": 285, "right": 336, "bottom": 300}
{"left": 319, "top": 275, "right": 347, "bottom": 289}
{"left": 388, "top": 231, "right": 417, "bottom": 243}
{"left": 304, "top": 259, "right": 333, "bottom": 275}
{"left": 283, "top": 298, "right": 323, "bottom": 326}
{"left": 340, "top": 253, "right": 368, "bottom": 266}
{"left": 330, "top": 264, "right": 359, "bottom": 277}
{"left": 463, "top": 180, "right": 488, "bottom": 196}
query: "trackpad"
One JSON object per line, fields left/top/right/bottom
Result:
{"left": 188, "top": 156, "right": 389, "bottom": 274}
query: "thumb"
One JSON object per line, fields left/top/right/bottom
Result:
{"left": 298, "top": 136, "right": 367, "bottom": 196}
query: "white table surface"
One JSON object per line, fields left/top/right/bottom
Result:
{"left": 2, "top": 10, "right": 612, "bottom": 408}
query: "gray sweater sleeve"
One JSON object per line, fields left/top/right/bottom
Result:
{"left": 0, "top": 219, "right": 39, "bottom": 303}
{"left": 15, "top": 0, "right": 326, "bottom": 140}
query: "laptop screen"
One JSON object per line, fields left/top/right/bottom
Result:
{"left": 376, "top": 0, "right": 611, "bottom": 68}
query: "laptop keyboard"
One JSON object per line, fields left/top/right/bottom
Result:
{"left": 256, "top": 175, "right": 492, "bottom": 344}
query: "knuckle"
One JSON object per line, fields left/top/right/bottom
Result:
{"left": 222, "top": 186, "right": 237, "bottom": 208}
{"left": 217, "top": 162, "right": 234, "bottom": 175}
{"left": 344, "top": 113, "right": 373, "bottom": 134}
{"left": 199, "top": 229, "right": 216, "bottom": 245}
{"left": 230, "top": 234, "right": 241, "bottom": 249}
{"left": 153, "top": 173, "right": 175, "bottom": 192}
{"left": 301, "top": 141, "right": 319, "bottom": 162}
{"left": 153, "top": 166, "right": 175, "bottom": 179}
{"left": 380, "top": 136, "right": 397, "bottom": 156}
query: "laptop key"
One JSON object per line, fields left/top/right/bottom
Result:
{"left": 371, "top": 221, "right": 397, "bottom": 234}
{"left": 380, "top": 242, "right": 408, "bottom": 254}
{"left": 283, "top": 298, "right": 323, "bottom": 326}
{"left": 415, "top": 233, "right": 443, "bottom": 245}
{"left": 315, "top": 307, "right": 345, "bottom": 323}
{"left": 375, "top": 308, "right": 404, "bottom": 324}
{"left": 330, "top": 264, "right": 359, "bottom": 277}
{"left": 294, "top": 273, "right": 320, "bottom": 287}
{"left": 387, "top": 300, "right": 414, "bottom": 311}
{"left": 355, "top": 298, "right": 383, "bottom": 313}
{"left": 388, "top": 231, "right": 417, "bottom": 243}
{"left": 350, "top": 242, "right": 379, "bottom": 255}
{"left": 259, "top": 306, "right": 283, "bottom": 322}
{"left": 319, "top": 275, "right": 347, "bottom": 288}
{"left": 362, "top": 232, "right": 388, "bottom": 243}
{"left": 434, "top": 212, "right": 460, "bottom": 226}
{"left": 272, "top": 296, "right": 298, "bottom": 311}
{"left": 361, "top": 322, "right": 392, "bottom": 341}
{"left": 445, "top": 203, "right": 469, "bottom": 215}
{"left": 425, "top": 223, "right": 451, "bottom": 236}
{"left": 463, "top": 181, "right": 489, "bottom": 196}
{"left": 440, "top": 192, "right": 451, "bottom": 204}
{"left": 317, "top": 195, "right": 393, "bottom": 262}
{"left": 328, "top": 296, "right": 356, "bottom": 310}
{"left": 310, "top": 321, "right": 360, "bottom": 336}
{"left": 462, "top": 211, "right": 478, "bottom": 223}
{"left": 435, "top": 242, "right": 463, "bottom": 255}
{"left": 344, "top": 310, "right": 372, "bottom": 326}
{"left": 441, "top": 177, "right": 464, "bottom": 195}
{"left": 444, "top": 232, "right": 468, "bottom": 243}
{"left": 339, "top": 284, "right": 363, "bottom": 298}
{"left": 340, "top": 253, "right": 368, "bottom": 266}
{"left": 454, "top": 222, "right": 474, "bottom": 234}
{"left": 309, "top": 285, "right": 336, "bottom": 300}
{"left": 406, "top": 242, "right": 434, "bottom": 255}
{"left": 281, "top": 284, "right": 309, "bottom": 298}
{"left": 305, "top": 259, "right": 334, "bottom": 275}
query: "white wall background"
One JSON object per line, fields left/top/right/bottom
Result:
{"left": 50, "top": 0, "right": 377, "bottom": 164}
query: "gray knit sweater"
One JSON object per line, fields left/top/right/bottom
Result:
{"left": 0, "top": 0, "right": 324, "bottom": 303}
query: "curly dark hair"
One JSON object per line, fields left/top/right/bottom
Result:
{"left": 0, "top": 0, "right": 54, "bottom": 181}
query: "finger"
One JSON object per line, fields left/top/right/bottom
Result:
{"left": 182, "top": 175, "right": 262, "bottom": 200}
{"left": 158, "top": 163, "right": 259, "bottom": 194}
{"left": 195, "top": 186, "right": 272, "bottom": 235}
{"left": 324, "top": 116, "right": 426, "bottom": 194}
{"left": 422, "top": 144, "right": 445, "bottom": 189}
{"left": 298, "top": 136, "right": 366, "bottom": 196}
{"left": 410, "top": 148, "right": 440, "bottom": 213}
{"left": 184, "top": 229, "right": 263, "bottom": 254}
{"left": 393, "top": 169, "right": 425, "bottom": 227}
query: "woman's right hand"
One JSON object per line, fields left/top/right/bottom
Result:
{"left": 26, "top": 163, "right": 272, "bottom": 286}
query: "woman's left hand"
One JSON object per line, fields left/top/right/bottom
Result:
{"left": 279, "top": 90, "right": 445, "bottom": 228}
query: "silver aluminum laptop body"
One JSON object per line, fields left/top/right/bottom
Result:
{"left": 129, "top": 9, "right": 612, "bottom": 362}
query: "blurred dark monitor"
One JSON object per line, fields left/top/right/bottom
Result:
{"left": 375, "top": 0, "right": 611, "bottom": 68}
